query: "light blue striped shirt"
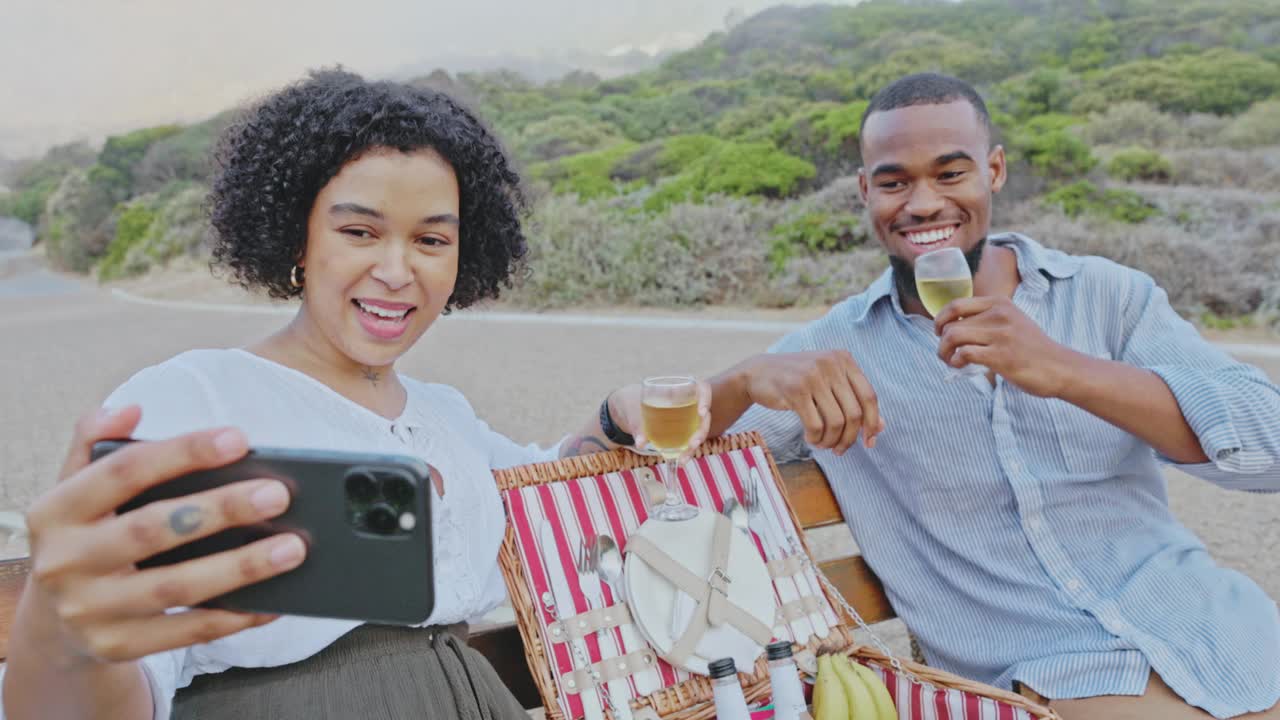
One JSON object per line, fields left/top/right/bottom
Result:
{"left": 730, "top": 233, "right": 1280, "bottom": 718}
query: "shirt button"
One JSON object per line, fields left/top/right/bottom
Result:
{"left": 1027, "top": 517, "right": 1042, "bottom": 532}
{"left": 1066, "top": 578, "right": 1082, "bottom": 592}
{"left": 1009, "top": 460, "right": 1022, "bottom": 472}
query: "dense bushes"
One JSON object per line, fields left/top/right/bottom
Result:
{"left": 97, "top": 184, "right": 210, "bottom": 281}
{"left": 1106, "top": 148, "right": 1172, "bottom": 182}
{"left": 3, "top": 0, "right": 1278, "bottom": 331}
{"left": 1042, "top": 181, "right": 1159, "bottom": 224}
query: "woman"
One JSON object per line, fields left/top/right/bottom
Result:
{"left": 2, "top": 69, "right": 707, "bottom": 720}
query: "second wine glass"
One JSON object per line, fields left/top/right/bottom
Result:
{"left": 641, "top": 375, "right": 700, "bottom": 522}
{"left": 914, "top": 247, "right": 987, "bottom": 382}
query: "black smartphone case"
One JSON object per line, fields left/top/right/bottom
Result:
{"left": 92, "top": 440, "right": 435, "bottom": 625}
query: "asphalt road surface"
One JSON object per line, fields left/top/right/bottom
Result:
{"left": 2, "top": 261, "right": 1276, "bottom": 658}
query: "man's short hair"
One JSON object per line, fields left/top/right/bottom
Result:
{"left": 859, "top": 72, "right": 993, "bottom": 140}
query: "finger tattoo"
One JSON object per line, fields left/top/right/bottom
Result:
{"left": 169, "top": 505, "right": 205, "bottom": 535}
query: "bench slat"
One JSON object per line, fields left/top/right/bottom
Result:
{"left": 778, "top": 460, "right": 844, "bottom": 529}
{"left": 817, "top": 555, "right": 894, "bottom": 624}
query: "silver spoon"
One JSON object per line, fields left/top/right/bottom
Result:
{"left": 594, "top": 533, "right": 626, "bottom": 592}
{"left": 593, "top": 533, "right": 660, "bottom": 699}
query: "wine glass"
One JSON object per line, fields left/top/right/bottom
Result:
{"left": 641, "top": 375, "right": 700, "bottom": 522}
{"left": 914, "top": 247, "right": 986, "bottom": 382}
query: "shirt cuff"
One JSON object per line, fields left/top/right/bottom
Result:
{"left": 139, "top": 651, "right": 181, "bottom": 720}
{"left": 1149, "top": 364, "right": 1274, "bottom": 474}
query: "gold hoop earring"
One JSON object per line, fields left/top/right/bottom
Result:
{"left": 290, "top": 265, "right": 304, "bottom": 289}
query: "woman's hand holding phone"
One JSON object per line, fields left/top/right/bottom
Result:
{"left": 16, "top": 405, "right": 306, "bottom": 669}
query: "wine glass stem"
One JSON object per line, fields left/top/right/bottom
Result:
{"left": 661, "top": 460, "right": 681, "bottom": 509}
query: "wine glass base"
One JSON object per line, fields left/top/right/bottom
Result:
{"left": 649, "top": 503, "right": 699, "bottom": 522}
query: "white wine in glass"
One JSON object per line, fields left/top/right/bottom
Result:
{"left": 914, "top": 247, "right": 986, "bottom": 381}
{"left": 917, "top": 277, "right": 974, "bottom": 316}
{"left": 641, "top": 376, "right": 700, "bottom": 522}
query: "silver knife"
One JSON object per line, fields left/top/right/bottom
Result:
{"left": 540, "top": 518, "right": 607, "bottom": 720}
{"left": 750, "top": 466, "right": 830, "bottom": 640}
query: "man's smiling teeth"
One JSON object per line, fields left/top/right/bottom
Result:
{"left": 906, "top": 226, "right": 957, "bottom": 245}
{"left": 356, "top": 301, "right": 409, "bottom": 319}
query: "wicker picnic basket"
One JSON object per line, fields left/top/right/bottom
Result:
{"left": 494, "top": 432, "right": 1061, "bottom": 720}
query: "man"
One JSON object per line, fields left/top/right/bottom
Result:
{"left": 708, "top": 73, "right": 1280, "bottom": 719}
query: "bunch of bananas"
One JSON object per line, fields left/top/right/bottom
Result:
{"left": 811, "top": 652, "right": 896, "bottom": 720}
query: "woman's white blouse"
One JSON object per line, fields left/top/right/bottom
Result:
{"left": 100, "top": 349, "right": 559, "bottom": 719}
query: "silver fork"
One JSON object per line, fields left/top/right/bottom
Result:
{"left": 743, "top": 469, "right": 760, "bottom": 517}
{"left": 747, "top": 467, "right": 828, "bottom": 640}
{"left": 575, "top": 540, "right": 596, "bottom": 586}
{"left": 576, "top": 537, "right": 633, "bottom": 720}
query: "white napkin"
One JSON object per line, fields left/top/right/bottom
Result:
{"left": 669, "top": 588, "right": 762, "bottom": 671}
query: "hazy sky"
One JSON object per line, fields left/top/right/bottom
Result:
{"left": 1, "top": 0, "right": 856, "bottom": 158}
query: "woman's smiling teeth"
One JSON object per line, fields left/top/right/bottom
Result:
{"left": 354, "top": 300, "right": 413, "bottom": 320}
{"left": 905, "top": 226, "right": 957, "bottom": 246}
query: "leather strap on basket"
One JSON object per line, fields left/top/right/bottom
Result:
{"left": 777, "top": 595, "right": 823, "bottom": 622}
{"left": 548, "top": 602, "right": 635, "bottom": 643}
{"left": 625, "top": 513, "right": 772, "bottom": 667}
{"left": 766, "top": 554, "right": 806, "bottom": 578}
{"left": 560, "top": 649, "right": 660, "bottom": 694}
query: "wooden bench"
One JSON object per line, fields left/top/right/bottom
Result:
{"left": 0, "top": 459, "right": 894, "bottom": 709}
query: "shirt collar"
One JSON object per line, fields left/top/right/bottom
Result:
{"left": 849, "top": 232, "right": 1082, "bottom": 323}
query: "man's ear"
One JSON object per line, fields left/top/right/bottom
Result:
{"left": 988, "top": 145, "right": 1007, "bottom": 195}
{"left": 857, "top": 168, "right": 869, "bottom": 205}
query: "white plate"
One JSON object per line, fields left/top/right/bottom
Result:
{"left": 623, "top": 509, "right": 776, "bottom": 675}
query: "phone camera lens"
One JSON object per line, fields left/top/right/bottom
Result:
{"left": 345, "top": 472, "right": 378, "bottom": 504}
{"left": 365, "top": 504, "right": 398, "bottom": 534}
{"left": 381, "top": 475, "right": 415, "bottom": 506}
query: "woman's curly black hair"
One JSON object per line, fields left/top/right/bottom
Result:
{"left": 209, "top": 68, "right": 527, "bottom": 309}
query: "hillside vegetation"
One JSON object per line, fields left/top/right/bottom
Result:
{"left": 3, "top": 0, "right": 1278, "bottom": 329}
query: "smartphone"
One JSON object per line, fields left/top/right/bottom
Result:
{"left": 92, "top": 439, "right": 434, "bottom": 625}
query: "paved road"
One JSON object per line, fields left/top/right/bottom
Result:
{"left": 1, "top": 266, "right": 1277, "bottom": 657}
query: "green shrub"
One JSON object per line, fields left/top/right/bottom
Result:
{"left": 96, "top": 184, "right": 210, "bottom": 280}
{"left": 1042, "top": 181, "right": 1158, "bottom": 223}
{"left": 852, "top": 33, "right": 1013, "bottom": 96}
{"left": 655, "top": 135, "right": 725, "bottom": 174}
{"left": 1220, "top": 100, "right": 1280, "bottom": 149}
{"left": 0, "top": 178, "right": 59, "bottom": 225}
{"left": 763, "top": 101, "right": 867, "bottom": 184}
{"left": 1084, "top": 49, "right": 1280, "bottom": 115}
{"left": 530, "top": 142, "right": 639, "bottom": 198}
{"left": 98, "top": 125, "right": 183, "bottom": 189}
{"left": 42, "top": 166, "right": 131, "bottom": 271}
{"left": 713, "top": 98, "right": 796, "bottom": 139}
{"left": 644, "top": 141, "right": 815, "bottom": 210}
{"left": 993, "top": 68, "right": 1082, "bottom": 121}
{"left": 97, "top": 201, "right": 157, "bottom": 280}
{"left": 1011, "top": 115, "right": 1097, "bottom": 182}
{"left": 513, "top": 114, "right": 621, "bottom": 163}
{"left": 767, "top": 210, "right": 865, "bottom": 274}
{"left": 0, "top": 141, "right": 97, "bottom": 227}
{"left": 1078, "top": 101, "right": 1183, "bottom": 149}
{"left": 509, "top": 191, "right": 886, "bottom": 310}
{"left": 768, "top": 102, "right": 867, "bottom": 155}
{"left": 1106, "top": 147, "right": 1173, "bottom": 182}
{"left": 134, "top": 114, "right": 232, "bottom": 192}
{"left": 591, "top": 86, "right": 738, "bottom": 142}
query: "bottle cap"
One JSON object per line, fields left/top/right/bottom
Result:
{"left": 766, "top": 641, "right": 794, "bottom": 661}
{"left": 708, "top": 657, "right": 737, "bottom": 679}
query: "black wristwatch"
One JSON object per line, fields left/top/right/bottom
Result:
{"left": 599, "top": 393, "right": 635, "bottom": 446}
